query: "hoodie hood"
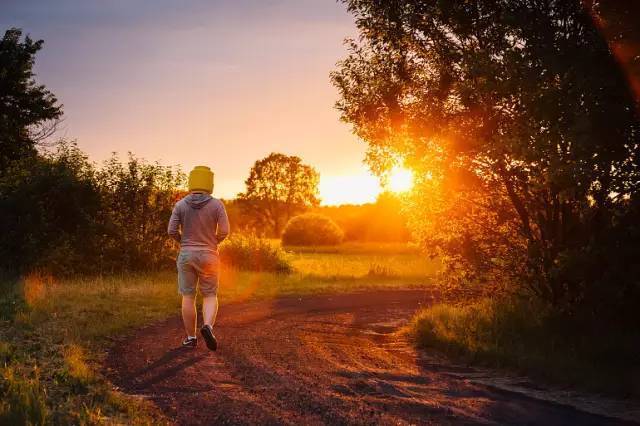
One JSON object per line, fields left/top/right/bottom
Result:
{"left": 185, "top": 193, "right": 213, "bottom": 209}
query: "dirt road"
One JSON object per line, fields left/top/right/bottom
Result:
{"left": 105, "top": 290, "right": 634, "bottom": 425}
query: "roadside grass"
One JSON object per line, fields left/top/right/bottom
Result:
{"left": 409, "top": 298, "right": 640, "bottom": 398}
{"left": 0, "top": 242, "right": 436, "bottom": 424}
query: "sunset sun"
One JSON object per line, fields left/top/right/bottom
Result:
{"left": 387, "top": 166, "right": 414, "bottom": 193}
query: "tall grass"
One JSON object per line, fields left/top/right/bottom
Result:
{"left": 0, "top": 365, "right": 47, "bottom": 426}
{"left": 411, "top": 298, "right": 640, "bottom": 397}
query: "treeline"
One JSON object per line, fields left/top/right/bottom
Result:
{"left": 0, "top": 141, "right": 183, "bottom": 275}
{"left": 0, "top": 139, "right": 411, "bottom": 275}
{"left": 226, "top": 191, "right": 411, "bottom": 243}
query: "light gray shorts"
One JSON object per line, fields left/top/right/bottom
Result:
{"left": 176, "top": 250, "right": 219, "bottom": 297}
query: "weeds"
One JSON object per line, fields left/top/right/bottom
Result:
{"left": 0, "top": 366, "right": 47, "bottom": 425}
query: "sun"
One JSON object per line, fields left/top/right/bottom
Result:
{"left": 387, "top": 166, "right": 414, "bottom": 193}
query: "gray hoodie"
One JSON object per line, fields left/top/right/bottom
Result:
{"left": 167, "top": 193, "right": 230, "bottom": 252}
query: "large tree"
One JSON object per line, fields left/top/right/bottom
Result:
{"left": 239, "top": 153, "right": 320, "bottom": 236}
{"left": 0, "top": 28, "right": 62, "bottom": 171}
{"left": 333, "top": 0, "right": 640, "bottom": 319}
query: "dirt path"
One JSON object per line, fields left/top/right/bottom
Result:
{"left": 105, "top": 290, "right": 635, "bottom": 425}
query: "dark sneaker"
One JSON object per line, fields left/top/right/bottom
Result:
{"left": 182, "top": 336, "right": 197, "bottom": 348}
{"left": 200, "top": 325, "right": 217, "bottom": 351}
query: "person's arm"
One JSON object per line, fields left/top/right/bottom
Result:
{"left": 167, "top": 203, "right": 182, "bottom": 242}
{"left": 216, "top": 200, "right": 230, "bottom": 243}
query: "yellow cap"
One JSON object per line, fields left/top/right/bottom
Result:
{"left": 188, "top": 166, "right": 214, "bottom": 193}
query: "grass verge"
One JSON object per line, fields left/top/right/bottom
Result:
{"left": 410, "top": 298, "right": 640, "bottom": 398}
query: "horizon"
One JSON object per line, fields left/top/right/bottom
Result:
{"left": 0, "top": 0, "right": 390, "bottom": 205}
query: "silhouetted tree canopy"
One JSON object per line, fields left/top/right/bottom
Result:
{"left": 239, "top": 153, "right": 320, "bottom": 236}
{"left": 333, "top": 0, "right": 640, "bottom": 322}
{"left": 0, "top": 28, "right": 62, "bottom": 170}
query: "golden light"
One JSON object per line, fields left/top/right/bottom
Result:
{"left": 318, "top": 166, "right": 415, "bottom": 205}
{"left": 319, "top": 172, "right": 382, "bottom": 205}
{"left": 387, "top": 166, "right": 414, "bottom": 193}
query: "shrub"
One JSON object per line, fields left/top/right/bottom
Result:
{"left": 219, "top": 235, "right": 292, "bottom": 273}
{"left": 282, "top": 213, "right": 344, "bottom": 246}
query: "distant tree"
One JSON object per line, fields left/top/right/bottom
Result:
{"left": 239, "top": 153, "right": 320, "bottom": 236}
{"left": 333, "top": 0, "right": 640, "bottom": 320}
{"left": 0, "top": 28, "right": 62, "bottom": 171}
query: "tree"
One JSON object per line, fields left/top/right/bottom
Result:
{"left": 239, "top": 153, "right": 320, "bottom": 236}
{"left": 333, "top": 1, "right": 640, "bottom": 320}
{"left": 0, "top": 28, "right": 62, "bottom": 171}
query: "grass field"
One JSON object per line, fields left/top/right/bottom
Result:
{"left": 0, "top": 242, "right": 438, "bottom": 424}
{"left": 288, "top": 246, "right": 439, "bottom": 278}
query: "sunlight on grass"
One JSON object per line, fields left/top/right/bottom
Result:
{"left": 290, "top": 252, "right": 439, "bottom": 278}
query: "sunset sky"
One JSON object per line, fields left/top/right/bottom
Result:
{"left": 0, "top": 0, "right": 389, "bottom": 205}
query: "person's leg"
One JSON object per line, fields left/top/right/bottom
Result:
{"left": 182, "top": 295, "right": 197, "bottom": 337}
{"left": 196, "top": 251, "right": 220, "bottom": 351}
{"left": 177, "top": 251, "right": 198, "bottom": 340}
{"left": 202, "top": 295, "right": 218, "bottom": 327}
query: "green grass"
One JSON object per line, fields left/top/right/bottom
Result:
{"left": 410, "top": 298, "right": 640, "bottom": 398}
{"left": 0, "top": 242, "right": 437, "bottom": 424}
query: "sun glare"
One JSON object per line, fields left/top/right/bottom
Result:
{"left": 319, "top": 173, "right": 382, "bottom": 205}
{"left": 319, "top": 167, "right": 415, "bottom": 205}
{"left": 387, "top": 166, "right": 414, "bottom": 193}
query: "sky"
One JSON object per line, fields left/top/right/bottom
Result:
{"left": 1, "top": 0, "right": 386, "bottom": 204}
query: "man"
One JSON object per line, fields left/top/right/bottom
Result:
{"left": 168, "top": 165, "right": 230, "bottom": 351}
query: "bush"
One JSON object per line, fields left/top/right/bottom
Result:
{"left": 219, "top": 235, "right": 292, "bottom": 273}
{"left": 282, "top": 213, "right": 344, "bottom": 246}
{"left": 0, "top": 141, "right": 185, "bottom": 275}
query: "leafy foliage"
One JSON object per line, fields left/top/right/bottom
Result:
{"left": 95, "top": 153, "right": 185, "bottom": 273}
{"left": 333, "top": 0, "right": 640, "bottom": 323}
{"left": 0, "top": 142, "right": 102, "bottom": 274}
{"left": 0, "top": 28, "right": 62, "bottom": 170}
{"left": 282, "top": 213, "right": 344, "bottom": 246}
{"left": 238, "top": 153, "right": 320, "bottom": 236}
{"left": 0, "top": 141, "right": 185, "bottom": 275}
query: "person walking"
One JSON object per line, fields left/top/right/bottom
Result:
{"left": 168, "top": 166, "right": 230, "bottom": 351}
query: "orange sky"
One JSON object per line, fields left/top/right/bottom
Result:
{"left": 2, "top": 0, "right": 387, "bottom": 205}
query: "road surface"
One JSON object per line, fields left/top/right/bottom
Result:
{"left": 105, "top": 290, "right": 635, "bottom": 425}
